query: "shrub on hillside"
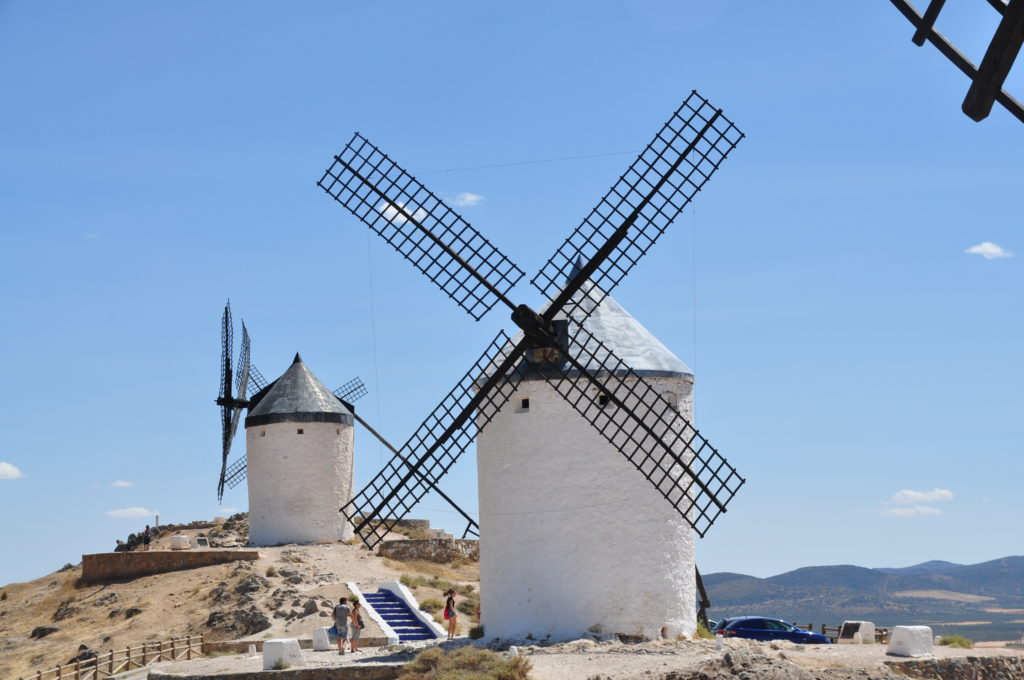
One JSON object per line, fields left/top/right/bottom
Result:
{"left": 469, "top": 625, "right": 485, "bottom": 640}
{"left": 419, "top": 598, "right": 443, "bottom": 613}
{"left": 398, "top": 646, "right": 529, "bottom": 680}
{"left": 939, "top": 635, "right": 973, "bottom": 649}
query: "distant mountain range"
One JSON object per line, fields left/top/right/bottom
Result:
{"left": 704, "top": 556, "right": 1024, "bottom": 642}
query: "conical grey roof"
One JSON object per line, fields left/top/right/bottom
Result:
{"left": 559, "top": 281, "right": 693, "bottom": 378}
{"left": 245, "top": 353, "right": 353, "bottom": 427}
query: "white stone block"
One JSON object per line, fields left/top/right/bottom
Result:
{"left": 312, "top": 627, "right": 332, "bottom": 651}
{"left": 838, "top": 620, "right": 875, "bottom": 644}
{"left": 262, "top": 638, "right": 305, "bottom": 670}
{"left": 169, "top": 535, "right": 190, "bottom": 550}
{"left": 886, "top": 626, "right": 933, "bottom": 657}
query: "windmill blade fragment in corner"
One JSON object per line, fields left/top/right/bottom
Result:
{"left": 889, "top": 0, "right": 1024, "bottom": 123}
{"left": 343, "top": 330, "right": 530, "bottom": 548}
{"left": 222, "top": 454, "right": 248, "bottom": 489}
{"left": 532, "top": 91, "right": 744, "bottom": 321}
{"left": 317, "top": 133, "right": 525, "bottom": 321}
{"left": 334, "top": 376, "right": 368, "bottom": 404}
{"left": 542, "top": 321, "right": 745, "bottom": 537}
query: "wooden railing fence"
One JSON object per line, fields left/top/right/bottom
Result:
{"left": 20, "top": 634, "right": 203, "bottom": 680}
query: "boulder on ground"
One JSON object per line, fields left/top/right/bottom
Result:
{"left": 30, "top": 625, "right": 59, "bottom": 639}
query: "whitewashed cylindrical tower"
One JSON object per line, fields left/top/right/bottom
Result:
{"left": 244, "top": 353, "right": 354, "bottom": 546}
{"left": 477, "top": 287, "right": 696, "bottom": 641}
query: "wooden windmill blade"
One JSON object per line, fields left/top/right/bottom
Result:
{"left": 533, "top": 91, "right": 744, "bottom": 322}
{"left": 216, "top": 302, "right": 237, "bottom": 500}
{"left": 214, "top": 302, "right": 253, "bottom": 500}
{"left": 333, "top": 376, "right": 369, "bottom": 404}
{"left": 538, "top": 318, "right": 745, "bottom": 537}
{"left": 342, "top": 330, "right": 530, "bottom": 548}
{"left": 317, "top": 133, "right": 525, "bottom": 321}
{"left": 889, "top": 0, "right": 1024, "bottom": 123}
{"left": 222, "top": 454, "right": 248, "bottom": 489}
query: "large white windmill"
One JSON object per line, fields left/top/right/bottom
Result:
{"left": 318, "top": 91, "right": 746, "bottom": 639}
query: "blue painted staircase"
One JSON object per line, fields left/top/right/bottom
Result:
{"left": 363, "top": 589, "right": 438, "bottom": 642}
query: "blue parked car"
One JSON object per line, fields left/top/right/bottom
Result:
{"left": 717, "top": 617, "right": 832, "bottom": 644}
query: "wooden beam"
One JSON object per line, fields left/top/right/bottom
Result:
{"left": 963, "top": 0, "right": 1024, "bottom": 120}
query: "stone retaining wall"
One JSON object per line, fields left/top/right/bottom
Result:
{"left": 81, "top": 549, "right": 260, "bottom": 583}
{"left": 202, "top": 637, "right": 389, "bottom": 654}
{"left": 886, "top": 655, "right": 1024, "bottom": 679}
{"left": 377, "top": 538, "right": 478, "bottom": 563}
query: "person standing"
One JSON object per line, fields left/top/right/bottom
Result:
{"left": 349, "top": 600, "right": 364, "bottom": 652}
{"left": 444, "top": 589, "right": 458, "bottom": 640}
{"left": 333, "top": 597, "right": 351, "bottom": 654}
{"left": 142, "top": 525, "right": 151, "bottom": 551}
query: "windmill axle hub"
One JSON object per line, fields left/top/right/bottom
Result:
{"left": 511, "top": 304, "right": 568, "bottom": 367}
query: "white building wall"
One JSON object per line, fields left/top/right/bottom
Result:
{"left": 477, "top": 376, "right": 696, "bottom": 642}
{"left": 245, "top": 420, "right": 354, "bottom": 546}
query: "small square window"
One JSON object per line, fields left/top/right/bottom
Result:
{"left": 598, "top": 394, "right": 610, "bottom": 407}
{"left": 297, "top": 428, "right": 304, "bottom": 435}
{"left": 521, "top": 398, "right": 530, "bottom": 409}
{"left": 337, "top": 429, "right": 341, "bottom": 435}
{"left": 260, "top": 431, "right": 266, "bottom": 437}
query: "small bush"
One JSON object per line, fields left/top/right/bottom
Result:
{"left": 399, "top": 572, "right": 457, "bottom": 592}
{"left": 272, "top": 657, "right": 290, "bottom": 670}
{"left": 469, "top": 625, "right": 485, "bottom": 640}
{"left": 1, "top": 590, "right": 8, "bottom": 601}
{"left": 456, "top": 594, "right": 479, "bottom": 617}
{"left": 398, "top": 646, "right": 529, "bottom": 680}
{"left": 419, "top": 598, "right": 443, "bottom": 613}
{"left": 939, "top": 635, "right": 973, "bottom": 649}
{"left": 695, "top": 622, "right": 714, "bottom": 639}
{"left": 265, "top": 566, "right": 278, "bottom": 577}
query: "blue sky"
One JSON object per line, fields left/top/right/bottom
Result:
{"left": 1, "top": 1, "right": 1021, "bottom": 587}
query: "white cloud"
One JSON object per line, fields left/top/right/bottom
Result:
{"left": 965, "top": 242, "right": 1013, "bottom": 259}
{"left": 0, "top": 462, "right": 24, "bottom": 479}
{"left": 105, "top": 507, "right": 155, "bottom": 519}
{"left": 111, "top": 480, "right": 133, "bottom": 487}
{"left": 882, "top": 505, "right": 943, "bottom": 517}
{"left": 889, "top": 488, "right": 954, "bottom": 505}
{"left": 377, "top": 201, "right": 427, "bottom": 225}
{"left": 453, "top": 192, "right": 484, "bottom": 207}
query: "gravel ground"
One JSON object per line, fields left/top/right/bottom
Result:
{"left": 149, "top": 635, "right": 1024, "bottom": 680}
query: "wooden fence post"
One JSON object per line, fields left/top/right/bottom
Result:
{"left": 108, "top": 650, "right": 114, "bottom": 676}
{"left": 186, "top": 636, "right": 192, "bottom": 660}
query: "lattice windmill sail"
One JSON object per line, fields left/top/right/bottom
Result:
{"left": 318, "top": 90, "right": 746, "bottom": 551}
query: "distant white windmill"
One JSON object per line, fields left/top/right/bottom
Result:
{"left": 214, "top": 302, "right": 479, "bottom": 546}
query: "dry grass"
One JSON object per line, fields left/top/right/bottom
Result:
{"left": 383, "top": 557, "right": 479, "bottom": 583}
{"left": 398, "top": 646, "right": 530, "bottom": 680}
